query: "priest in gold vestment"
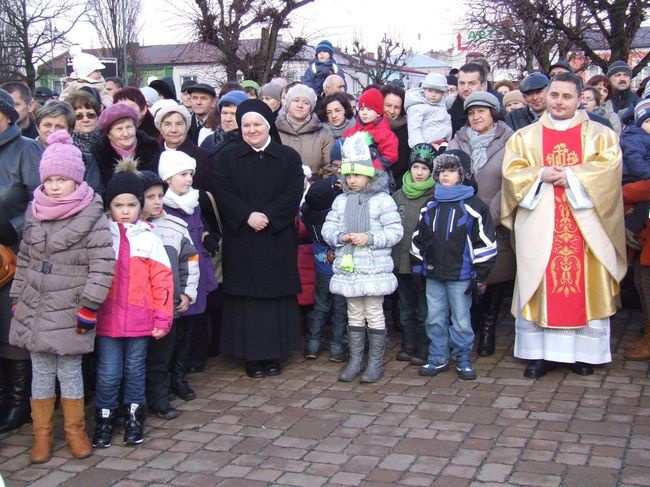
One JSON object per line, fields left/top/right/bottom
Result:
{"left": 501, "top": 73, "right": 626, "bottom": 379}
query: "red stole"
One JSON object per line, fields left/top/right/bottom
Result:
{"left": 542, "top": 124, "right": 587, "bottom": 328}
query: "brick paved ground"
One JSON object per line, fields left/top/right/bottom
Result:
{"left": 1, "top": 307, "right": 649, "bottom": 486}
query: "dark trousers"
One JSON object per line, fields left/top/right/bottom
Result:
{"left": 146, "top": 323, "right": 176, "bottom": 411}
{"left": 396, "top": 274, "right": 428, "bottom": 357}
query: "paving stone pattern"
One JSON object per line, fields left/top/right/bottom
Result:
{"left": 1, "top": 308, "right": 649, "bottom": 486}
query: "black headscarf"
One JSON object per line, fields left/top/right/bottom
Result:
{"left": 236, "top": 99, "right": 282, "bottom": 144}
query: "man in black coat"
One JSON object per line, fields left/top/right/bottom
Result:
{"left": 449, "top": 63, "right": 505, "bottom": 137}
{"left": 186, "top": 84, "right": 217, "bottom": 145}
{"left": 607, "top": 60, "right": 640, "bottom": 114}
{"left": 506, "top": 72, "right": 613, "bottom": 132}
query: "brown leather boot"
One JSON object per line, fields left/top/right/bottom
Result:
{"left": 30, "top": 397, "right": 55, "bottom": 464}
{"left": 621, "top": 323, "right": 650, "bottom": 351}
{"left": 624, "top": 334, "right": 650, "bottom": 361}
{"left": 61, "top": 398, "right": 92, "bottom": 459}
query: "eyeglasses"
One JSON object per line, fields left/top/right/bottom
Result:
{"left": 76, "top": 112, "right": 97, "bottom": 120}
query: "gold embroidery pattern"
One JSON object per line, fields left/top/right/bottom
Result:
{"left": 545, "top": 143, "right": 580, "bottom": 167}
{"left": 549, "top": 192, "right": 582, "bottom": 297}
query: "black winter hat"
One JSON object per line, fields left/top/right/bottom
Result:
{"left": 105, "top": 158, "right": 144, "bottom": 209}
{"left": 140, "top": 170, "right": 168, "bottom": 193}
{"left": 409, "top": 143, "right": 437, "bottom": 171}
{"left": 549, "top": 60, "right": 573, "bottom": 74}
{"left": 149, "top": 77, "right": 177, "bottom": 101}
{"left": 305, "top": 179, "right": 338, "bottom": 212}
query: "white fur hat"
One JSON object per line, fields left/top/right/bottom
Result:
{"left": 421, "top": 72, "right": 448, "bottom": 92}
{"left": 152, "top": 99, "right": 191, "bottom": 132}
{"left": 284, "top": 84, "right": 317, "bottom": 110}
{"left": 158, "top": 150, "right": 196, "bottom": 182}
{"left": 69, "top": 46, "right": 105, "bottom": 79}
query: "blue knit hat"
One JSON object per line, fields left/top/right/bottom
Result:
{"left": 330, "top": 139, "right": 343, "bottom": 162}
{"left": 635, "top": 99, "right": 650, "bottom": 128}
{"left": 316, "top": 40, "right": 334, "bottom": 56}
{"left": 217, "top": 90, "right": 248, "bottom": 113}
{"left": 0, "top": 88, "right": 19, "bottom": 124}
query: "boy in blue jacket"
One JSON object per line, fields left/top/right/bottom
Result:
{"left": 411, "top": 153, "right": 496, "bottom": 380}
{"left": 301, "top": 40, "right": 344, "bottom": 96}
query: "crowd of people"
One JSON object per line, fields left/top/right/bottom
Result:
{"left": 0, "top": 41, "right": 649, "bottom": 464}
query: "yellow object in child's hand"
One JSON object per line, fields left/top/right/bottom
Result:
{"left": 340, "top": 254, "right": 354, "bottom": 272}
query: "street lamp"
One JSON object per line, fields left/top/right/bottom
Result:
{"left": 47, "top": 20, "right": 59, "bottom": 91}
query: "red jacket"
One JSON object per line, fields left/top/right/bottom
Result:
{"left": 344, "top": 115, "right": 398, "bottom": 172}
{"left": 296, "top": 216, "right": 316, "bottom": 306}
{"left": 623, "top": 180, "right": 650, "bottom": 265}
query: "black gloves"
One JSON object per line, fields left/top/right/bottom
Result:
{"left": 0, "top": 220, "right": 17, "bottom": 246}
{"left": 465, "top": 280, "right": 487, "bottom": 303}
{"left": 203, "top": 233, "right": 221, "bottom": 256}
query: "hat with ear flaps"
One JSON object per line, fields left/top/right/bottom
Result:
{"left": 432, "top": 153, "right": 465, "bottom": 184}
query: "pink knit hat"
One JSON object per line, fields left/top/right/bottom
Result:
{"left": 39, "top": 131, "right": 85, "bottom": 184}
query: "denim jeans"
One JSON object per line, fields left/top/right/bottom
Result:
{"left": 396, "top": 274, "right": 428, "bottom": 356}
{"left": 425, "top": 278, "right": 474, "bottom": 364}
{"left": 305, "top": 273, "right": 348, "bottom": 356}
{"left": 95, "top": 336, "right": 150, "bottom": 409}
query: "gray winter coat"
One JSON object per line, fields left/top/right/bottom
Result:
{"left": 322, "top": 173, "right": 403, "bottom": 297}
{"left": 0, "top": 124, "right": 42, "bottom": 346}
{"left": 9, "top": 195, "right": 115, "bottom": 355}
{"left": 404, "top": 88, "right": 452, "bottom": 148}
{"left": 448, "top": 120, "right": 515, "bottom": 284}
{"left": 276, "top": 111, "right": 334, "bottom": 178}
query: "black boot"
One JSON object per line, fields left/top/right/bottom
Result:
{"left": 0, "top": 357, "right": 9, "bottom": 416}
{"left": 0, "top": 359, "right": 32, "bottom": 433}
{"left": 477, "top": 284, "right": 506, "bottom": 357}
{"left": 123, "top": 404, "right": 145, "bottom": 445}
{"left": 92, "top": 408, "right": 115, "bottom": 448}
{"left": 171, "top": 317, "right": 196, "bottom": 401}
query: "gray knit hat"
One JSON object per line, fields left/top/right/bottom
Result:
{"left": 284, "top": 84, "right": 317, "bottom": 110}
{"left": 463, "top": 91, "right": 500, "bottom": 112}
{"left": 433, "top": 153, "right": 465, "bottom": 183}
{"left": 606, "top": 60, "right": 633, "bottom": 78}
{"left": 259, "top": 82, "right": 282, "bottom": 104}
{"left": 421, "top": 72, "right": 448, "bottom": 92}
{"left": 0, "top": 88, "right": 19, "bottom": 124}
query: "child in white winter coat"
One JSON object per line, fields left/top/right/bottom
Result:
{"left": 322, "top": 133, "right": 403, "bottom": 384}
{"left": 405, "top": 72, "right": 452, "bottom": 148}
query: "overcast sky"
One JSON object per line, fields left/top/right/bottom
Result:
{"left": 67, "top": 0, "right": 466, "bottom": 55}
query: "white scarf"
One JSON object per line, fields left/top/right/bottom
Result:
{"left": 163, "top": 188, "right": 200, "bottom": 215}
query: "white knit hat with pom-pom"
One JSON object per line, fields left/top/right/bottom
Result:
{"left": 69, "top": 46, "right": 105, "bottom": 79}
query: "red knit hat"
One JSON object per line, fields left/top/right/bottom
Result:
{"left": 358, "top": 88, "right": 384, "bottom": 116}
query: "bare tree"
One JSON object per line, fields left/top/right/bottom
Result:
{"left": 0, "top": 0, "right": 87, "bottom": 89}
{"left": 463, "top": 0, "right": 572, "bottom": 74}
{"left": 0, "top": 21, "right": 22, "bottom": 84}
{"left": 86, "top": 0, "right": 142, "bottom": 81}
{"left": 464, "top": 0, "right": 650, "bottom": 76}
{"left": 343, "top": 34, "right": 409, "bottom": 87}
{"left": 190, "top": 0, "right": 313, "bottom": 82}
{"left": 533, "top": 0, "right": 650, "bottom": 75}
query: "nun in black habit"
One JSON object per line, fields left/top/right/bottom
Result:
{"left": 213, "top": 99, "right": 304, "bottom": 378}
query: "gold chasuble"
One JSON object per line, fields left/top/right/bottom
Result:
{"left": 501, "top": 111, "right": 626, "bottom": 328}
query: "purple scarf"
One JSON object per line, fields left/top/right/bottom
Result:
{"left": 32, "top": 182, "right": 95, "bottom": 221}
{"left": 110, "top": 140, "right": 137, "bottom": 158}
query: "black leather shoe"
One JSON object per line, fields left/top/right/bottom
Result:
{"left": 150, "top": 406, "right": 180, "bottom": 420}
{"left": 261, "top": 360, "right": 281, "bottom": 376}
{"left": 245, "top": 361, "right": 266, "bottom": 379}
{"left": 569, "top": 362, "right": 594, "bottom": 376}
{"left": 523, "top": 359, "right": 556, "bottom": 379}
{"left": 187, "top": 365, "right": 204, "bottom": 374}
